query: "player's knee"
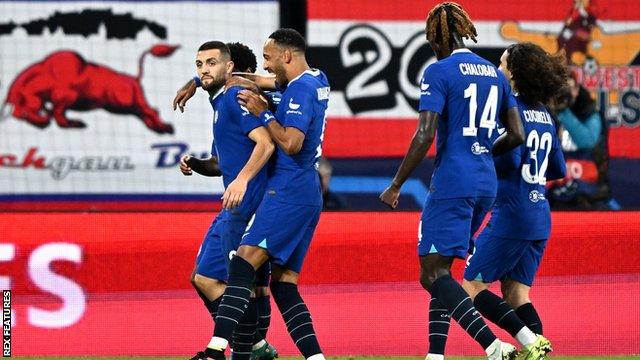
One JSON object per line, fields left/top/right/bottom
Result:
{"left": 461, "top": 279, "right": 487, "bottom": 300}
{"left": 501, "top": 281, "right": 530, "bottom": 308}
{"left": 193, "top": 274, "right": 225, "bottom": 295}
{"left": 254, "top": 286, "right": 270, "bottom": 297}
{"left": 236, "top": 245, "right": 269, "bottom": 269}
{"left": 419, "top": 259, "right": 451, "bottom": 292}
{"left": 504, "top": 292, "right": 530, "bottom": 308}
{"left": 419, "top": 268, "right": 444, "bottom": 292}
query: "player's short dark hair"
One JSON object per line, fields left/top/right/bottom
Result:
{"left": 506, "top": 42, "right": 570, "bottom": 106}
{"left": 227, "top": 42, "right": 257, "bottom": 73}
{"left": 197, "top": 41, "right": 231, "bottom": 60}
{"left": 426, "top": 2, "right": 477, "bottom": 55}
{"left": 269, "top": 28, "right": 306, "bottom": 52}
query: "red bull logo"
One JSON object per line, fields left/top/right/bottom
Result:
{"left": 1, "top": 44, "right": 178, "bottom": 134}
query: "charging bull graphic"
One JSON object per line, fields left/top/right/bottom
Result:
{"left": 1, "top": 44, "right": 178, "bottom": 134}
{"left": 500, "top": 0, "right": 640, "bottom": 66}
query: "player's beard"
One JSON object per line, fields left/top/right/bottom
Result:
{"left": 272, "top": 65, "right": 287, "bottom": 85}
{"left": 201, "top": 76, "right": 225, "bottom": 92}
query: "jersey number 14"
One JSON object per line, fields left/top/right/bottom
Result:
{"left": 463, "top": 83, "right": 498, "bottom": 138}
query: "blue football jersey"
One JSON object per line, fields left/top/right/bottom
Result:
{"left": 265, "top": 90, "right": 282, "bottom": 109}
{"left": 419, "top": 48, "right": 517, "bottom": 199}
{"left": 210, "top": 86, "right": 269, "bottom": 219}
{"left": 268, "top": 69, "right": 330, "bottom": 206}
{"left": 488, "top": 95, "right": 566, "bottom": 240}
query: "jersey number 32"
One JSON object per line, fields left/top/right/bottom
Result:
{"left": 522, "top": 130, "right": 552, "bottom": 185}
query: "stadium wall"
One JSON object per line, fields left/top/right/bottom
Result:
{"left": 5, "top": 211, "right": 639, "bottom": 356}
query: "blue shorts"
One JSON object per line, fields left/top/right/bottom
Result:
{"left": 241, "top": 196, "right": 321, "bottom": 273}
{"left": 464, "top": 231, "right": 547, "bottom": 286}
{"left": 196, "top": 212, "right": 271, "bottom": 285}
{"left": 195, "top": 216, "right": 228, "bottom": 281}
{"left": 418, "top": 195, "right": 494, "bottom": 259}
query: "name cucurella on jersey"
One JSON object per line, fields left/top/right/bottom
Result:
{"left": 522, "top": 109, "right": 554, "bottom": 125}
{"left": 459, "top": 63, "right": 498, "bottom": 78}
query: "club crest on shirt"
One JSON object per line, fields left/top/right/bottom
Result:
{"left": 529, "top": 190, "right": 546, "bottom": 203}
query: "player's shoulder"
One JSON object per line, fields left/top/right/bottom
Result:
{"left": 220, "top": 86, "right": 246, "bottom": 112}
{"left": 224, "top": 85, "right": 243, "bottom": 98}
{"left": 422, "top": 62, "right": 447, "bottom": 85}
{"left": 287, "top": 70, "right": 330, "bottom": 103}
{"left": 291, "top": 69, "right": 329, "bottom": 90}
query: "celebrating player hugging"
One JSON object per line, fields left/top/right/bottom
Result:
{"left": 175, "top": 41, "right": 278, "bottom": 360}
{"left": 177, "top": 28, "right": 329, "bottom": 360}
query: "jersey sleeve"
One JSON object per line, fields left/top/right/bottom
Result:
{"left": 265, "top": 91, "right": 282, "bottom": 113}
{"left": 546, "top": 129, "right": 567, "bottom": 181}
{"left": 280, "top": 83, "right": 315, "bottom": 134}
{"left": 227, "top": 87, "right": 263, "bottom": 135}
{"left": 499, "top": 71, "right": 517, "bottom": 116}
{"left": 418, "top": 63, "right": 447, "bottom": 114}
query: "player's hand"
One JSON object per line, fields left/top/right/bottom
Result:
{"left": 173, "top": 79, "right": 198, "bottom": 113}
{"left": 222, "top": 178, "right": 247, "bottom": 209}
{"left": 237, "top": 90, "right": 268, "bottom": 116}
{"left": 379, "top": 185, "right": 400, "bottom": 209}
{"left": 179, "top": 155, "right": 193, "bottom": 176}
{"left": 225, "top": 75, "right": 261, "bottom": 94}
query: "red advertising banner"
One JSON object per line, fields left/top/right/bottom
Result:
{"left": 3, "top": 212, "right": 640, "bottom": 356}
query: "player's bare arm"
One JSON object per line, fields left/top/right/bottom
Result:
{"left": 172, "top": 79, "right": 198, "bottom": 113}
{"left": 180, "top": 155, "right": 222, "bottom": 177}
{"left": 237, "top": 89, "right": 304, "bottom": 155}
{"left": 380, "top": 111, "right": 438, "bottom": 209}
{"left": 222, "top": 126, "right": 275, "bottom": 209}
{"left": 227, "top": 73, "right": 277, "bottom": 91}
{"left": 492, "top": 107, "right": 525, "bottom": 156}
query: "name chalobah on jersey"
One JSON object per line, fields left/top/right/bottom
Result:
{"left": 458, "top": 63, "right": 498, "bottom": 78}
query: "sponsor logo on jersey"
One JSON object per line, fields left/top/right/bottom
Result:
{"left": 420, "top": 81, "right": 431, "bottom": 95}
{"left": 286, "top": 98, "right": 303, "bottom": 115}
{"left": 471, "top": 142, "right": 489, "bottom": 155}
{"left": 288, "top": 98, "right": 301, "bottom": 110}
{"left": 317, "top": 86, "right": 330, "bottom": 100}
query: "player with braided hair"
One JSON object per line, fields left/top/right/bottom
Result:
{"left": 381, "top": 2, "right": 525, "bottom": 360}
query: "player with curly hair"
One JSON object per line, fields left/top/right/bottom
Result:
{"left": 460, "top": 42, "right": 568, "bottom": 360}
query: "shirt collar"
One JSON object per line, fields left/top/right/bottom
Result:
{"left": 452, "top": 48, "right": 472, "bottom": 55}
{"left": 288, "top": 68, "right": 321, "bottom": 86}
{"left": 209, "top": 86, "right": 225, "bottom": 102}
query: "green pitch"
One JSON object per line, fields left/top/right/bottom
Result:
{"left": 17, "top": 356, "right": 640, "bottom": 360}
